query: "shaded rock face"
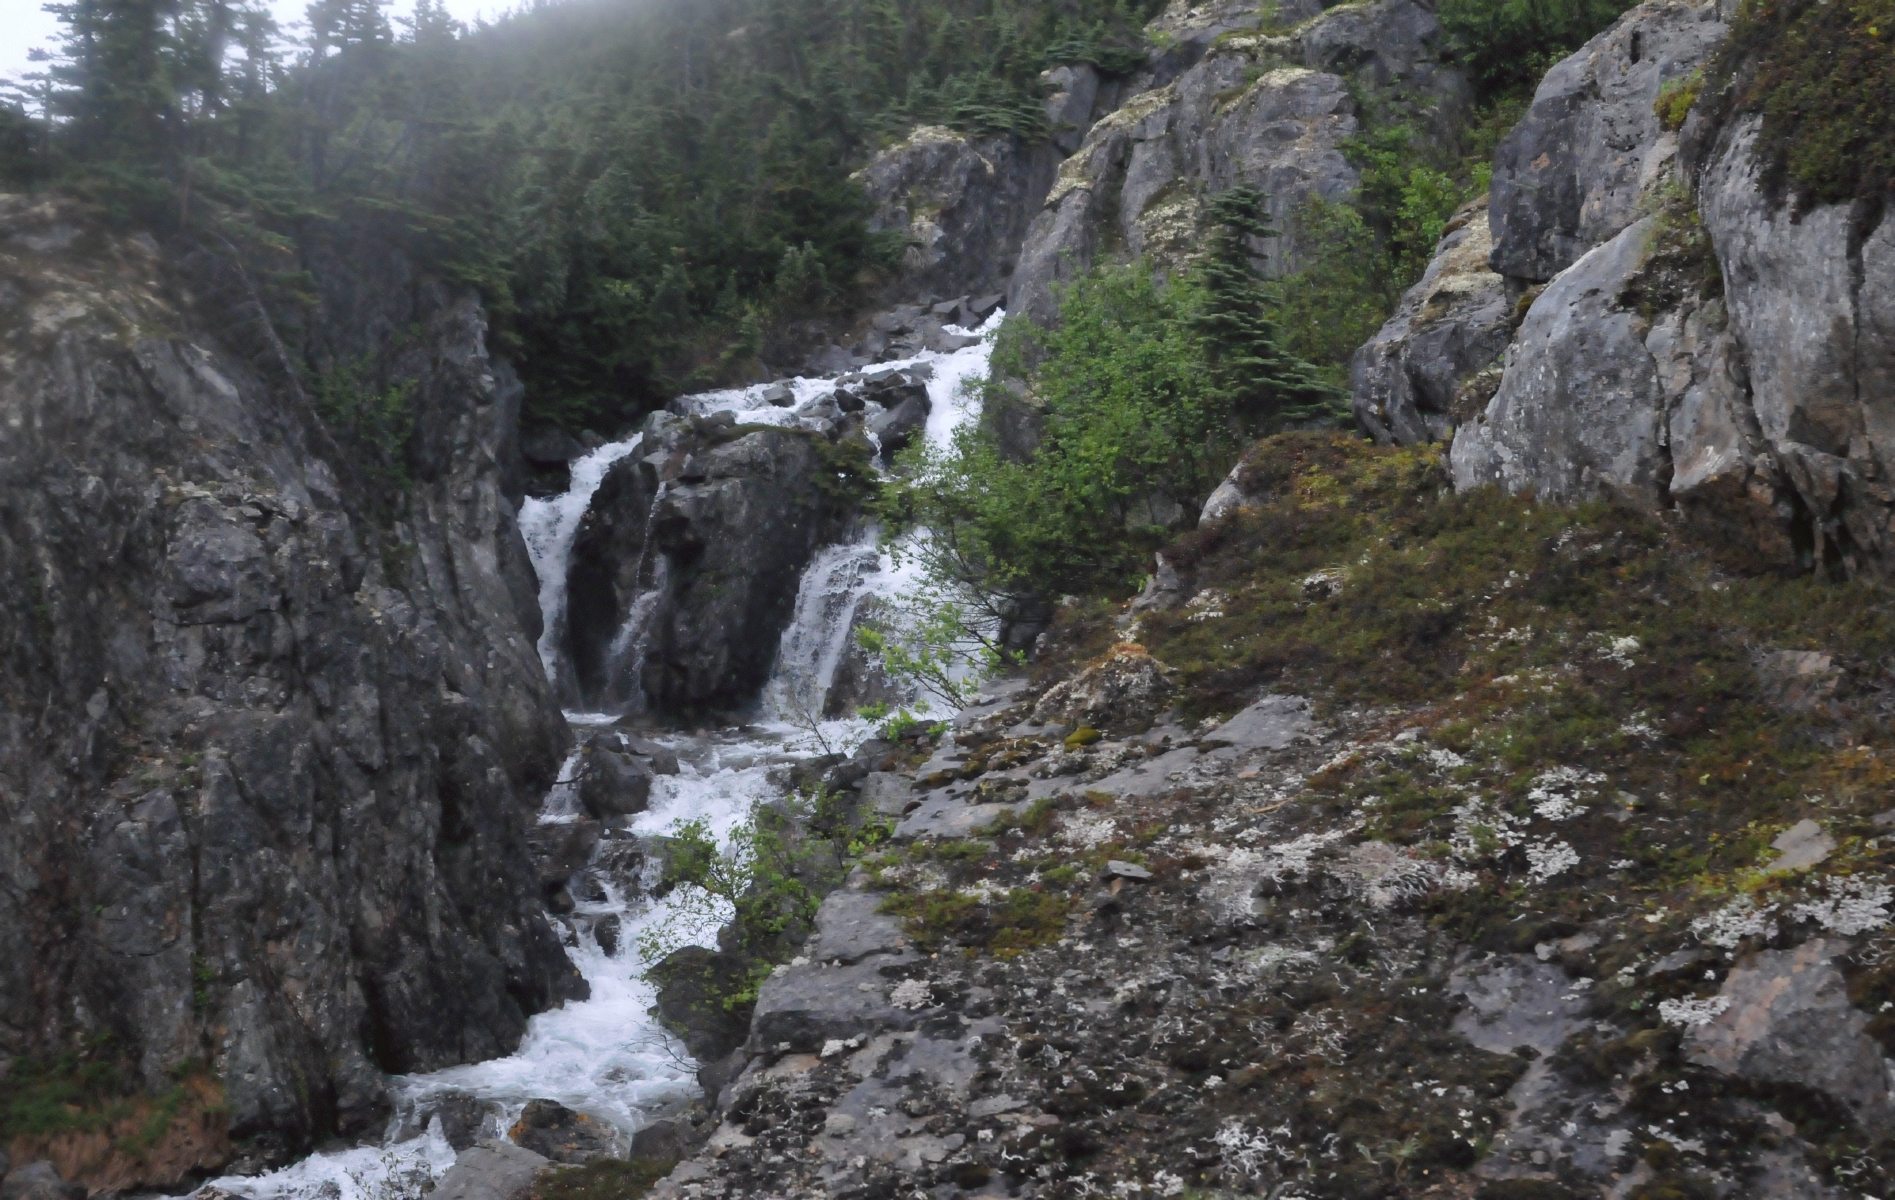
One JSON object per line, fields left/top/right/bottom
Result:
{"left": 0, "top": 197, "right": 583, "bottom": 1160}
{"left": 563, "top": 413, "right": 861, "bottom": 715}
{"left": 1352, "top": 196, "right": 1519, "bottom": 444}
{"left": 1487, "top": 0, "right": 1726, "bottom": 283}
{"left": 1009, "top": 0, "right": 1468, "bottom": 325}
{"left": 854, "top": 127, "right": 1063, "bottom": 306}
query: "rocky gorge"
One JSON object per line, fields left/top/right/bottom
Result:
{"left": 2, "top": 0, "right": 1893, "bottom": 1197}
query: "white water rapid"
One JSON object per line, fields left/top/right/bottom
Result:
{"left": 213, "top": 314, "right": 999, "bottom": 1200}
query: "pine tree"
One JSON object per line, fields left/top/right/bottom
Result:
{"left": 1190, "top": 186, "right": 1350, "bottom": 428}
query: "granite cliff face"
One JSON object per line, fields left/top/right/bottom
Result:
{"left": 1358, "top": 0, "right": 1895, "bottom": 576}
{"left": 0, "top": 196, "right": 582, "bottom": 1165}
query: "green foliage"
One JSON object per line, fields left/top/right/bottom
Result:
{"left": 1, "top": 1045, "right": 218, "bottom": 1158}
{"left": 310, "top": 356, "right": 417, "bottom": 487}
{"left": 884, "top": 197, "right": 1339, "bottom": 608}
{"left": 879, "top": 884, "right": 1071, "bottom": 955}
{"left": 13, "top": 0, "right": 1170, "bottom": 437}
{"left": 1653, "top": 69, "right": 1704, "bottom": 132}
{"left": 1712, "top": 0, "right": 1895, "bottom": 210}
{"left": 855, "top": 583, "right": 1012, "bottom": 711}
{"left": 1439, "top": 0, "right": 1639, "bottom": 99}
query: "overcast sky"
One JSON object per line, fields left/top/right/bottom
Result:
{"left": 0, "top": 0, "right": 517, "bottom": 92}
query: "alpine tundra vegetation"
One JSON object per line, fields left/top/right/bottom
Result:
{"left": 0, "top": 0, "right": 1892, "bottom": 1198}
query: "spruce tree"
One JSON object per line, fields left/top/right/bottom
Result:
{"left": 1191, "top": 185, "right": 1350, "bottom": 428}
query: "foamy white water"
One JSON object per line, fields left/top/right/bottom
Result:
{"left": 213, "top": 315, "right": 1002, "bottom": 1200}
{"left": 518, "top": 436, "right": 644, "bottom": 685}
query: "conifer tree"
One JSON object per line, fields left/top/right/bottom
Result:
{"left": 1190, "top": 186, "right": 1349, "bottom": 428}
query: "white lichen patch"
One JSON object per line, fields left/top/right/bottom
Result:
{"left": 1058, "top": 811, "right": 1120, "bottom": 849}
{"left": 1658, "top": 995, "right": 1731, "bottom": 1027}
{"left": 1691, "top": 896, "right": 1778, "bottom": 948}
{"left": 1793, "top": 875, "right": 1894, "bottom": 935}
{"left": 1525, "top": 839, "right": 1580, "bottom": 882}
{"left": 888, "top": 978, "right": 934, "bottom": 1009}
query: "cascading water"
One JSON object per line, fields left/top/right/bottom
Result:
{"left": 212, "top": 313, "right": 1000, "bottom": 1200}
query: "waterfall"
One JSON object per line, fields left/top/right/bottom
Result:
{"left": 518, "top": 436, "right": 644, "bottom": 686}
{"left": 211, "top": 312, "right": 1003, "bottom": 1200}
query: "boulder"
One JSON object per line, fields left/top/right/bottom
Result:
{"left": 509, "top": 1100, "right": 620, "bottom": 1164}
{"left": 576, "top": 743, "right": 654, "bottom": 818}
{"left": 630, "top": 1117, "right": 700, "bottom": 1162}
{"left": 867, "top": 393, "right": 932, "bottom": 460}
{"left": 1, "top": 1163, "right": 84, "bottom": 1200}
{"left": 1697, "top": 116, "right": 1895, "bottom": 573}
{"left": 417, "top": 1092, "right": 497, "bottom": 1152}
{"left": 521, "top": 428, "right": 587, "bottom": 467}
{"left": 1451, "top": 218, "right": 1670, "bottom": 504}
{"left": 805, "top": 889, "right": 910, "bottom": 965}
{"left": 431, "top": 1142, "right": 550, "bottom": 1200}
{"left": 649, "top": 946, "right": 757, "bottom": 1065}
{"left": 1030, "top": 647, "right": 1174, "bottom": 732}
{"left": 1488, "top": 0, "right": 1727, "bottom": 282}
{"left": 1687, "top": 938, "right": 1895, "bottom": 1135}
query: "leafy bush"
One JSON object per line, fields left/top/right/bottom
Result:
{"left": 883, "top": 188, "right": 1342, "bottom": 605}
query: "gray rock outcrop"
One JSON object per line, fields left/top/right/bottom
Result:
{"left": 854, "top": 128, "right": 1063, "bottom": 305}
{"left": 1487, "top": 0, "right": 1726, "bottom": 282}
{"left": 1009, "top": 0, "right": 1469, "bottom": 325}
{"left": 0, "top": 197, "right": 583, "bottom": 1160}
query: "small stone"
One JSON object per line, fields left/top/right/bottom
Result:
{"left": 1102, "top": 860, "right": 1153, "bottom": 882}
{"left": 1769, "top": 818, "right": 1836, "bottom": 871}
{"left": 823, "top": 1113, "right": 858, "bottom": 1138}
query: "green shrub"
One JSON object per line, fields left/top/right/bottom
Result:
{"left": 1440, "top": 0, "right": 1639, "bottom": 99}
{"left": 884, "top": 189, "right": 1341, "bottom": 604}
{"left": 1711, "top": 0, "right": 1895, "bottom": 210}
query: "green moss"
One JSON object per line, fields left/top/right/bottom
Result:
{"left": 1063, "top": 726, "right": 1102, "bottom": 750}
{"left": 530, "top": 1158, "right": 677, "bottom": 1200}
{"left": 1653, "top": 69, "right": 1703, "bottom": 131}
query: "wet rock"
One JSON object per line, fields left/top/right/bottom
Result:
{"left": 521, "top": 428, "right": 587, "bottom": 467}
{"left": 760, "top": 382, "right": 796, "bottom": 407}
{"left": 509, "top": 1100, "right": 620, "bottom": 1164}
{"left": 431, "top": 1142, "right": 549, "bottom": 1200}
{"left": 1, "top": 1163, "right": 84, "bottom": 1200}
{"left": 1488, "top": 0, "right": 1727, "bottom": 282}
{"left": 526, "top": 820, "right": 602, "bottom": 887}
{"left": 576, "top": 743, "right": 653, "bottom": 819}
{"left": 1030, "top": 648, "right": 1173, "bottom": 732}
{"left": 592, "top": 914, "right": 621, "bottom": 957}
{"left": 1353, "top": 196, "right": 1517, "bottom": 445}
{"left": 630, "top": 1117, "right": 701, "bottom": 1162}
{"left": 866, "top": 392, "right": 933, "bottom": 460}
{"left": 1687, "top": 938, "right": 1895, "bottom": 1135}
{"left": 650, "top": 946, "right": 757, "bottom": 1065}
{"left": 419, "top": 1092, "right": 496, "bottom": 1152}
{"left": 564, "top": 416, "right": 860, "bottom": 713}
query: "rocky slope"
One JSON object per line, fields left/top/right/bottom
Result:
{"left": 0, "top": 196, "right": 582, "bottom": 1178}
{"left": 1357, "top": 0, "right": 1895, "bottom": 577}
{"left": 621, "top": 436, "right": 1895, "bottom": 1200}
